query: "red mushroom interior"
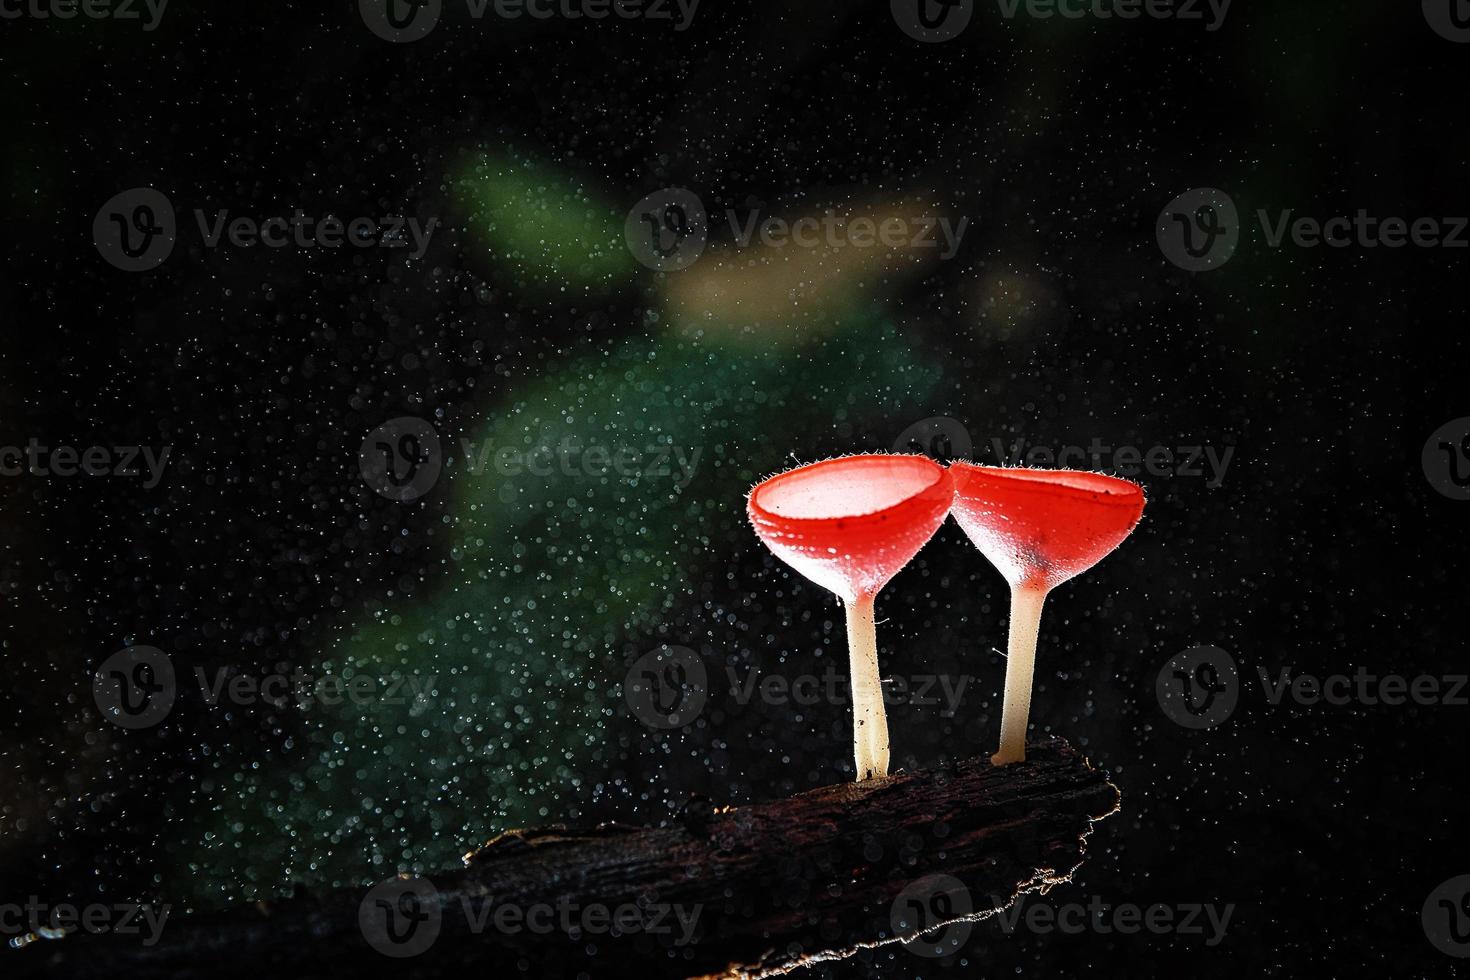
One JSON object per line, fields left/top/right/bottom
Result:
{"left": 748, "top": 454, "right": 955, "bottom": 602}
{"left": 949, "top": 462, "right": 1145, "bottom": 591}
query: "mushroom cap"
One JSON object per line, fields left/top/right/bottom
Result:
{"left": 949, "top": 462, "right": 1144, "bottom": 591}
{"left": 748, "top": 454, "right": 955, "bottom": 602}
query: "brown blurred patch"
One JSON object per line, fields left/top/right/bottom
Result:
{"left": 660, "top": 194, "right": 967, "bottom": 346}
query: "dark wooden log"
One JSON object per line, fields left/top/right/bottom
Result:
{"left": 5, "top": 737, "right": 1118, "bottom": 979}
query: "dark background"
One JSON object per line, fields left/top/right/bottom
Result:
{"left": 2, "top": 0, "right": 1468, "bottom": 975}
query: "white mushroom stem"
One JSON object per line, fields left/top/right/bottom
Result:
{"left": 845, "top": 595, "right": 889, "bottom": 781}
{"left": 992, "top": 585, "right": 1048, "bottom": 766}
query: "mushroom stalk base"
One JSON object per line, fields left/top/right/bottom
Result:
{"left": 993, "top": 585, "right": 1047, "bottom": 766}
{"left": 845, "top": 594, "right": 889, "bottom": 781}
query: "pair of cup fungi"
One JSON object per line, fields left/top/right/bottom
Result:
{"left": 746, "top": 454, "right": 1145, "bottom": 780}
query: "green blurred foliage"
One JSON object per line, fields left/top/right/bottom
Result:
{"left": 167, "top": 181, "right": 941, "bottom": 900}
{"left": 450, "top": 148, "right": 636, "bottom": 297}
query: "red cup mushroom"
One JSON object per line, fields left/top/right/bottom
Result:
{"left": 748, "top": 455, "right": 955, "bottom": 781}
{"left": 949, "top": 463, "right": 1145, "bottom": 766}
